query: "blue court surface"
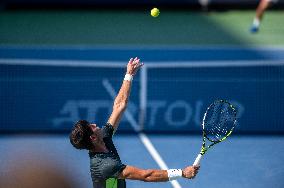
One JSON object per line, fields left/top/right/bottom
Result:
{"left": 0, "top": 46, "right": 284, "bottom": 188}
{"left": 0, "top": 135, "right": 284, "bottom": 188}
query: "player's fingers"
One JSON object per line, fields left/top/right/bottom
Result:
{"left": 130, "top": 61, "right": 138, "bottom": 68}
{"left": 132, "top": 57, "right": 138, "bottom": 64}
{"left": 139, "top": 62, "right": 144, "bottom": 68}
{"left": 134, "top": 62, "right": 142, "bottom": 69}
{"left": 129, "top": 58, "right": 133, "bottom": 64}
{"left": 133, "top": 58, "right": 139, "bottom": 64}
{"left": 194, "top": 166, "right": 200, "bottom": 170}
{"left": 133, "top": 59, "right": 140, "bottom": 68}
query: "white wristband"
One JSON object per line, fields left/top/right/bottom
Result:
{"left": 124, "top": 74, "right": 133, "bottom": 82}
{"left": 167, "top": 169, "right": 183, "bottom": 181}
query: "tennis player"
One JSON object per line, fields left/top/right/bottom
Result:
{"left": 250, "top": 0, "right": 278, "bottom": 33}
{"left": 69, "top": 57, "right": 200, "bottom": 188}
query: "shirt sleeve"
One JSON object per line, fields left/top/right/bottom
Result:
{"left": 103, "top": 123, "right": 114, "bottom": 138}
{"left": 112, "top": 164, "right": 127, "bottom": 178}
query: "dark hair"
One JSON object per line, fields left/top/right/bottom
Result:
{"left": 69, "top": 120, "right": 93, "bottom": 150}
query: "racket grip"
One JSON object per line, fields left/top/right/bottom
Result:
{"left": 193, "top": 154, "right": 202, "bottom": 166}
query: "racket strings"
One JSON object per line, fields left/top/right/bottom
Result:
{"left": 204, "top": 101, "right": 236, "bottom": 142}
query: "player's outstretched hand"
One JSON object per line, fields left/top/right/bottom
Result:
{"left": 126, "top": 57, "right": 144, "bottom": 76}
{"left": 182, "top": 166, "right": 200, "bottom": 179}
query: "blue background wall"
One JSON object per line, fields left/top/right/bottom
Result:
{"left": 1, "top": 48, "right": 283, "bottom": 134}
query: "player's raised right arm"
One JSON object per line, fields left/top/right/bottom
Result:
{"left": 107, "top": 57, "right": 143, "bottom": 132}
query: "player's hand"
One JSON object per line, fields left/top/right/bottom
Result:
{"left": 126, "top": 57, "right": 144, "bottom": 76}
{"left": 182, "top": 166, "right": 200, "bottom": 179}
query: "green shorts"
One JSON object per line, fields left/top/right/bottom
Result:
{"left": 93, "top": 178, "right": 126, "bottom": 188}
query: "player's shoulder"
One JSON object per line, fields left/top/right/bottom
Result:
{"left": 102, "top": 123, "right": 114, "bottom": 137}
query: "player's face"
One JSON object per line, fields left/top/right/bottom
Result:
{"left": 89, "top": 124, "right": 103, "bottom": 141}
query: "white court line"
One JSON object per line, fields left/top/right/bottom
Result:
{"left": 102, "top": 79, "right": 182, "bottom": 188}
{"left": 1, "top": 58, "right": 284, "bottom": 68}
{"left": 139, "top": 66, "right": 147, "bottom": 131}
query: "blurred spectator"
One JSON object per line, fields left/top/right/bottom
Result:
{"left": 250, "top": 0, "right": 278, "bottom": 33}
{"left": 0, "top": 157, "right": 77, "bottom": 188}
{"left": 199, "top": 0, "right": 210, "bottom": 11}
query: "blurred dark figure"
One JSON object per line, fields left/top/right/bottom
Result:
{"left": 199, "top": 0, "right": 210, "bottom": 11}
{"left": 0, "top": 159, "right": 77, "bottom": 188}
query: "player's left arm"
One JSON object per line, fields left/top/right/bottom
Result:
{"left": 107, "top": 57, "right": 143, "bottom": 132}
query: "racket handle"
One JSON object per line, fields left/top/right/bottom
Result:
{"left": 193, "top": 154, "right": 202, "bottom": 166}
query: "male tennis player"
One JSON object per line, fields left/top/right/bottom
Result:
{"left": 69, "top": 57, "right": 200, "bottom": 188}
{"left": 250, "top": 0, "right": 278, "bottom": 33}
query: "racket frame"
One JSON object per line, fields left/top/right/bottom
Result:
{"left": 193, "top": 100, "right": 237, "bottom": 166}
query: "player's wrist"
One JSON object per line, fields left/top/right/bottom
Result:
{"left": 124, "top": 73, "right": 133, "bottom": 82}
{"left": 167, "top": 169, "right": 183, "bottom": 181}
{"left": 182, "top": 169, "right": 185, "bottom": 178}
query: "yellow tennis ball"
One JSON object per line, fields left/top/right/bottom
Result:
{"left": 151, "top": 8, "right": 160, "bottom": 17}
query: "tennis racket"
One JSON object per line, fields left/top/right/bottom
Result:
{"left": 193, "top": 99, "right": 237, "bottom": 166}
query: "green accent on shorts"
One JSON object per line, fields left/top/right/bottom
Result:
{"left": 106, "top": 178, "right": 117, "bottom": 188}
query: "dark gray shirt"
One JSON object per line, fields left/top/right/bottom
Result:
{"left": 89, "top": 123, "right": 126, "bottom": 188}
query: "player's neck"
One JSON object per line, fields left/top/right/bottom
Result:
{"left": 91, "top": 142, "right": 108, "bottom": 153}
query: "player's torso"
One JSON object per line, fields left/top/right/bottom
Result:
{"left": 89, "top": 137, "right": 125, "bottom": 180}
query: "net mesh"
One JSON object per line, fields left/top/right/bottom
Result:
{"left": 203, "top": 100, "right": 236, "bottom": 142}
{"left": 0, "top": 63, "right": 139, "bottom": 132}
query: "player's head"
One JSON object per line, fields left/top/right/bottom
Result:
{"left": 69, "top": 120, "right": 93, "bottom": 150}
